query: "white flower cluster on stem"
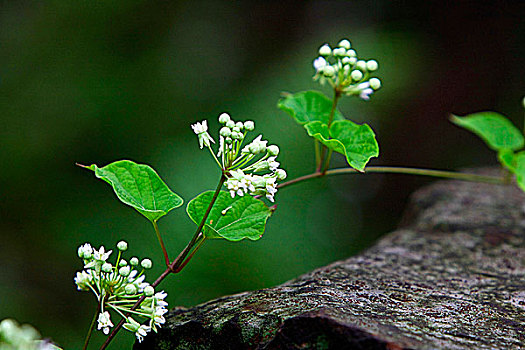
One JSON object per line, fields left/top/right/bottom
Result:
{"left": 313, "top": 38, "right": 382, "bottom": 100}
{"left": 74, "top": 241, "right": 168, "bottom": 343}
{"left": 192, "top": 113, "right": 286, "bottom": 202}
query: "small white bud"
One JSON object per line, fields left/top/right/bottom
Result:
{"left": 351, "top": 70, "right": 363, "bottom": 81}
{"left": 366, "top": 60, "right": 378, "bottom": 71}
{"left": 225, "top": 137, "right": 233, "bottom": 144}
{"left": 117, "top": 241, "right": 128, "bottom": 251}
{"left": 130, "top": 257, "right": 139, "bottom": 266}
{"left": 141, "top": 259, "right": 152, "bottom": 269}
{"left": 244, "top": 120, "right": 255, "bottom": 131}
{"left": 235, "top": 122, "right": 244, "bottom": 130}
{"left": 342, "top": 57, "right": 351, "bottom": 65}
{"left": 369, "top": 78, "right": 381, "bottom": 90}
{"left": 125, "top": 284, "right": 137, "bottom": 295}
{"left": 119, "top": 259, "right": 128, "bottom": 267}
{"left": 220, "top": 127, "right": 231, "bottom": 137}
{"left": 144, "top": 286, "right": 155, "bottom": 297}
{"left": 119, "top": 266, "right": 131, "bottom": 277}
{"left": 338, "top": 39, "right": 351, "bottom": 49}
{"left": 218, "top": 113, "right": 230, "bottom": 124}
{"left": 333, "top": 47, "right": 346, "bottom": 57}
{"left": 318, "top": 44, "right": 331, "bottom": 56}
{"left": 356, "top": 60, "right": 367, "bottom": 70}
{"left": 232, "top": 131, "right": 243, "bottom": 140}
{"left": 267, "top": 145, "right": 280, "bottom": 156}
{"left": 276, "top": 169, "right": 287, "bottom": 181}
{"left": 346, "top": 49, "right": 357, "bottom": 57}
{"left": 102, "top": 263, "right": 113, "bottom": 273}
{"left": 323, "top": 66, "right": 335, "bottom": 77}
{"left": 313, "top": 56, "right": 327, "bottom": 71}
{"left": 349, "top": 57, "right": 357, "bottom": 65}
{"left": 226, "top": 120, "right": 235, "bottom": 128}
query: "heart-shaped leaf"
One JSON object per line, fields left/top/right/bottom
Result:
{"left": 187, "top": 191, "right": 272, "bottom": 241}
{"left": 278, "top": 90, "right": 345, "bottom": 125}
{"left": 450, "top": 112, "right": 524, "bottom": 151}
{"left": 85, "top": 160, "right": 183, "bottom": 223}
{"left": 304, "top": 120, "right": 379, "bottom": 172}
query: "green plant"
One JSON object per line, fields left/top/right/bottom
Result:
{"left": 4, "top": 38, "right": 522, "bottom": 350}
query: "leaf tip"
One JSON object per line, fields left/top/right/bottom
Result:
{"left": 76, "top": 163, "right": 95, "bottom": 171}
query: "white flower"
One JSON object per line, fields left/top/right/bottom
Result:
{"left": 78, "top": 243, "right": 93, "bottom": 259}
{"left": 366, "top": 60, "right": 378, "bottom": 71}
{"left": 359, "top": 88, "right": 374, "bottom": 101}
{"left": 218, "top": 113, "right": 230, "bottom": 124}
{"left": 191, "top": 120, "right": 208, "bottom": 134}
{"left": 74, "top": 270, "right": 92, "bottom": 291}
{"left": 267, "top": 145, "right": 279, "bottom": 156}
{"left": 136, "top": 324, "right": 150, "bottom": 342}
{"left": 265, "top": 177, "right": 278, "bottom": 202}
{"left": 97, "top": 311, "right": 113, "bottom": 335}
{"left": 351, "top": 70, "right": 363, "bottom": 81}
{"left": 191, "top": 120, "right": 215, "bottom": 149}
{"left": 313, "top": 56, "right": 327, "bottom": 72}
{"left": 93, "top": 246, "right": 112, "bottom": 262}
{"left": 338, "top": 39, "right": 351, "bottom": 50}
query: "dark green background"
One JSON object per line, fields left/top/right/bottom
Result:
{"left": 1, "top": 1, "right": 523, "bottom": 348}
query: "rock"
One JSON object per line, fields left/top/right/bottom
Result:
{"left": 135, "top": 176, "right": 525, "bottom": 349}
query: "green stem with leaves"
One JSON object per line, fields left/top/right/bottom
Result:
{"left": 98, "top": 174, "right": 226, "bottom": 350}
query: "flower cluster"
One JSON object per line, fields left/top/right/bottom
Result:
{"left": 192, "top": 113, "right": 286, "bottom": 202}
{"left": 75, "top": 241, "right": 168, "bottom": 343}
{"left": 0, "top": 319, "right": 60, "bottom": 350}
{"left": 313, "top": 38, "right": 381, "bottom": 100}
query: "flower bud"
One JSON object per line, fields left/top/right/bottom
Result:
{"left": 232, "top": 126, "right": 240, "bottom": 133}
{"left": 346, "top": 49, "right": 357, "bottom": 57}
{"left": 125, "top": 284, "right": 137, "bottom": 295}
{"left": 117, "top": 241, "right": 128, "bottom": 251}
{"left": 351, "top": 70, "right": 363, "bottom": 81}
{"left": 366, "top": 60, "right": 378, "bottom": 71}
{"left": 356, "top": 60, "right": 367, "bottom": 70}
{"left": 235, "top": 122, "right": 244, "bottom": 130}
{"left": 130, "top": 257, "right": 139, "bottom": 266}
{"left": 219, "top": 127, "right": 231, "bottom": 137}
{"left": 369, "top": 78, "right": 381, "bottom": 90}
{"left": 119, "top": 266, "right": 131, "bottom": 277}
{"left": 144, "top": 286, "right": 155, "bottom": 297}
{"left": 323, "top": 66, "right": 335, "bottom": 77}
{"left": 119, "top": 259, "right": 128, "bottom": 267}
{"left": 78, "top": 243, "right": 93, "bottom": 259}
{"left": 276, "top": 169, "right": 287, "bottom": 181}
{"left": 102, "top": 263, "right": 113, "bottom": 273}
{"left": 333, "top": 47, "right": 346, "bottom": 57}
{"left": 226, "top": 120, "right": 235, "bottom": 128}
{"left": 318, "top": 44, "right": 331, "bottom": 56}
{"left": 225, "top": 137, "right": 233, "bottom": 144}
{"left": 232, "top": 131, "right": 243, "bottom": 140}
{"left": 342, "top": 57, "right": 351, "bottom": 65}
{"left": 141, "top": 259, "right": 152, "bottom": 269}
{"left": 338, "top": 39, "right": 351, "bottom": 50}
{"left": 267, "top": 145, "right": 280, "bottom": 156}
{"left": 218, "top": 112, "right": 230, "bottom": 124}
{"left": 244, "top": 120, "right": 255, "bottom": 131}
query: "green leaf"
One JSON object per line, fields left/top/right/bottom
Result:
{"left": 277, "top": 90, "right": 345, "bottom": 125}
{"left": 498, "top": 149, "right": 516, "bottom": 172}
{"left": 450, "top": 112, "right": 524, "bottom": 151}
{"left": 186, "top": 191, "right": 272, "bottom": 241}
{"left": 513, "top": 152, "right": 525, "bottom": 192}
{"left": 304, "top": 120, "right": 379, "bottom": 172}
{"left": 88, "top": 160, "right": 183, "bottom": 223}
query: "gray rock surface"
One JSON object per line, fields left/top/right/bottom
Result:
{"left": 135, "top": 176, "right": 525, "bottom": 349}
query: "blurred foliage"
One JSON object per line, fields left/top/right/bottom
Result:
{"left": 0, "top": 1, "right": 523, "bottom": 348}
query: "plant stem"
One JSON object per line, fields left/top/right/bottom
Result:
{"left": 98, "top": 174, "right": 226, "bottom": 350}
{"left": 152, "top": 221, "right": 170, "bottom": 267}
{"left": 278, "top": 166, "right": 506, "bottom": 190}
{"left": 82, "top": 301, "right": 101, "bottom": 350}
{"left": 317, "top": 90, "right": 341, "bottom": 172}
{"left": 314, "top": 140, "right": 320, "bottom": 168}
